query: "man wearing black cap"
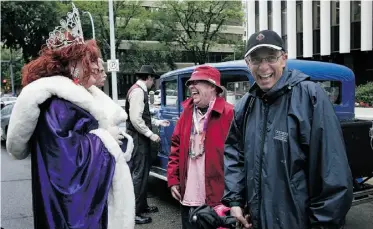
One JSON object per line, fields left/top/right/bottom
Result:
{"left": 222, "top": 30, "right": 353, "bottom": 229}
{"left": 125, "top": 65, "right": 170, "bottom": 224}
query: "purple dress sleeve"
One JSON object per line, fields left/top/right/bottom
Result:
{"left": 30, "top": 97, "right": 115, "bottom": 229}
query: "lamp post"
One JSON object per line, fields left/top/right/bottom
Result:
{"left": 83, "top": 11, "right": 95, "bottom": 40}
{"left": 108, "top": 0, "right": 119, "bottom": 102}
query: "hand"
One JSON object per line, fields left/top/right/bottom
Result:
{"left": 230, "top": 206, "right": 252, "bottom": 228}
{"left": 150, "top": 133, "right": 160, "bottom": 142}
{"left": 170, "top": 185, "right": 181, "bottom": 201}
{"left": 107, "top": 126, "right": 124, "bottom": 145}
{"left": 158, "top": 120, "right": 170, "bottom": 127}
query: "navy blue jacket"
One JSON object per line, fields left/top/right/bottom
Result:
{"left": 222, "top": 69, "right": 353, "bottom": 229}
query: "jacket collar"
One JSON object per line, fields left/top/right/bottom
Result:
{"left": 182, "top": 96, "right": 226, "bottom": 114}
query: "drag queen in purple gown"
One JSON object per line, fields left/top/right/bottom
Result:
{"left": 6, "top": 4, "right": 135, "bottom": 229}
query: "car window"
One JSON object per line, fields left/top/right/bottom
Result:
{"left": 164, "top": 80, "right": 178, "bottom": 107}
{"left": 1, "top": 104, "right": 13, "bottom": 116}
{"left": 225, "top": 81, "right": 251, "bottom": 105}
{"left": 315, "top": 80, "right": 342, "bottom": 105}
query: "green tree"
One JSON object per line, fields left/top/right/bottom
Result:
{"left": 118, "top": 42, "right": 179, "bottom": 73}
{"left": 1, "top": 2, "right": 61, "bottom": 62}
{"left": 223, "top": 40, "right": 246, "bottom": 61}
{"left": 73, "top": 0, "right": 176, "bottom": 72}
{"left": 153, "top": 1, "right": 243, "bottom": 65}
{"left": 69, "top": 0, "right": 147, "bottom": 59}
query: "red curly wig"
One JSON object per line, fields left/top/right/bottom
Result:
{"left": 21, "top": 40, "right": 100, "bottom": 87}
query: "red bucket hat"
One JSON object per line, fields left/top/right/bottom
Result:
{"left": 186, "top": 65, "right": 223, "bottom": 93}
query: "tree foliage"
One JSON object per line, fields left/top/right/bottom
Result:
{"left": 153, "top": 1, "right": 243, "bottom": 65}
{"left": 72, "top": 0, "right": 176, "bottom": 72}
{"left": 223, "top": 40, "right": 246, "bottom": 62}
{"left": 1, "top": 2, "right": 60, "bottom": 62}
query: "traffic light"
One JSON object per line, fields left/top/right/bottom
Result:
{"left": 2, "top": 79, "right": 7, "bottom": 90}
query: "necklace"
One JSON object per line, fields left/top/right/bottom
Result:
{"left": 189, "top": 98, "right": 216, "bottom": 159}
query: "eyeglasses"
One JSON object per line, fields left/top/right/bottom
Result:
{"left": 186, "top": 80, "right": 205, "bottom": 87}
{"left": 246, "top": 54, "right": 283, "bottom": 65}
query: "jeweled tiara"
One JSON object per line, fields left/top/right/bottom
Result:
{"left": 46, "top": 3, "right": 84, "bottom": 49}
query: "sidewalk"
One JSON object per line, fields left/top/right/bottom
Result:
{"left": 355, "top": 107, "right": 373, "bottom": 120}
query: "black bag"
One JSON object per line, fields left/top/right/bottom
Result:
{"left": 188, "top": 205, "right": 236, "bottom": 229}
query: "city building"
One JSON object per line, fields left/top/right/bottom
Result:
{"left": 242, "top": 0, "right": 372, "bottom": 85}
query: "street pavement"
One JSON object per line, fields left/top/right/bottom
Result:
{"left": 355, "top": 108, "right": 373, "bottom": 120}
{"left": 1, "top": 143, "right": 373, "bottom": 229}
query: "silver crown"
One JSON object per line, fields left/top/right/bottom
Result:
{"left": 46, "top": 3, "right": 84, "bottom": 49}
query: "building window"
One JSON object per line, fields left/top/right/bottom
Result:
{"left": 331, "top": 0, "right": 340, "bottom": 52}
{"left": 296, "top": 1, "right": 303, "bottom": 33}
{"left": 255, "top": 0, "right": 259, "bottom": 32}
{"left": 313, "top": 1, "right": 320, "bottom": 29}
{"left": 268, "top": 1, "right": 273, "bottom": 30}
{"left": 268, "top": 13, "right": 273, "bottom": 30}
{"left": 351, "top": 1, "right": 361, "bottom": 22}
{"left": 281, "top": 1, "right": 287, "bottom": 36}
{"left": 331, "top": 0, "right": 340, "bottom": 26}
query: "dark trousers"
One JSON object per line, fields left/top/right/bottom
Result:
{"left": 181, "top": 205, "right": 199, "bottom": 229}
{"left": 128, "top": 131, "right": 151, "bottom": 215}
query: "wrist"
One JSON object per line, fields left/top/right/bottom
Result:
{"left": 145, "top": 130, "right": 153, "bottom": 138}
{"left": 229, "top": 201, "right": 242, "bottom": 208}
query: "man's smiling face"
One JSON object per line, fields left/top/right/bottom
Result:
{"left": 245, "top": 47, "right": 288, "bottom": 92}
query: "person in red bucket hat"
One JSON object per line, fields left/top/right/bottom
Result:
{"left": 167, "top": 65, "right": 234, "bottom": 229}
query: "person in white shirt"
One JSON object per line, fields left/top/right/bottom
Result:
{"left": 125, "top": 65, "right": 169, "bottom": 224}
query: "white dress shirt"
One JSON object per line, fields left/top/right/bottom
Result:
{"left": 128, "top": 80, "right": 162, "bottom": 138}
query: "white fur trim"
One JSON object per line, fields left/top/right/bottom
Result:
{"left": 6, "top": 76, "right": 135, "bottom": 229}
{"left": 90, "top": 128, "right": 135, "bottom": 229}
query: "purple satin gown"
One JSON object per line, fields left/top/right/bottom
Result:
{"left": 30, "top": 97, "right": 115, "bottom": 229}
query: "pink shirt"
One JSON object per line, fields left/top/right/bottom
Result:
{"left": 182, "top": 110, "right": 206, "bottom": 206}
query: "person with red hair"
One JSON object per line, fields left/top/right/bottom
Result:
{"left": 6, "top": 4, "right": 135, "bottom": 229}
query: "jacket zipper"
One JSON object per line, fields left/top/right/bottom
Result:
{"left": 257, "top": 104, "right": 269, "bottom": 228}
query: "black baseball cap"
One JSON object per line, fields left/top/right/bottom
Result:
{"left": 244, "top": 30, "right": 286, "bottom": 58}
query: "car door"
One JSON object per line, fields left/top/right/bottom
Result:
{"left": 153, "top": 75, "right": 180, "bottom": 175}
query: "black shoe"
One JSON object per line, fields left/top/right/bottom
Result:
{"left": 143, "top": 206, "right": 159, "bottom": 213}
{"left": 135, "top": 215, "right": 152, "bottom": 224}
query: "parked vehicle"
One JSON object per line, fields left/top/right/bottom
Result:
{"left": 150, "top": 59, "right": 373, "bottom": 206}
{"left": 1, "top": 102, "right": 15, "bottom": 141}
{"left": 0, "top": 96, "right": 17, "bottom": 109}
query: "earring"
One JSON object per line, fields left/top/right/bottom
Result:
{"left": 71, "top": 68, "right": 80, "bottom": 84}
